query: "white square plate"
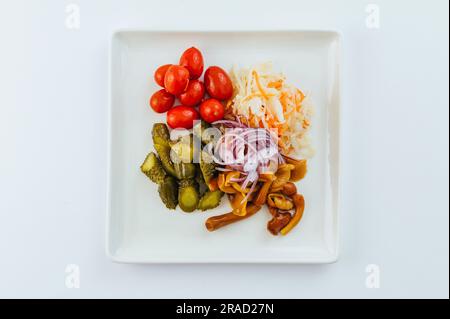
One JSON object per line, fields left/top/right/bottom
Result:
{"left": 107, "top": 31, "right": 341, "bottom": 263}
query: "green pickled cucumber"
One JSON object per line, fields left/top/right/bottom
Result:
{"left": 154, "top": 143, "right": 177, "bottom": 178}
{"left": 170, "top": 134, "right": 194, "bottom": 163}
{"left": 152, "top": 123, "right": 171, "bottom": 147}
{"left": 198, "top": 190, "right": 224, "bottom": 211}
{"left": 199, "top": 151, "right": 216, "bottom": 184}
{"left": 140, "top": 152, "right": 166, "bottom": 184}
{"left": 158, "top": 176, "right": 178, "bottom": 209}
{"left": 174, "top": 162, "right": 197, "bottom": 180}
{"left": 178, "top": 179, "right": 199, "bottom": 213}
{"left": 193, "top": 120, "right": 216, "bottom": 145}
{"left": 171, "top": 134, "right": 197, "bottom": 180}
{"left": 195, "top": 167, "right": 208, "bottom": 197}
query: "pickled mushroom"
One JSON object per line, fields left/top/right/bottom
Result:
{"left": 282, "top": 156, "right": 307, "bottom": 182}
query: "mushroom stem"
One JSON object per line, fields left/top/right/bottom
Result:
{"left": 253, "top": 180, "right": 273, "bottom": 206}
{"left": 267, "top": 209, "right": 292, "bottom": 236}
{"left": 205, "top": 204, "right": 262, "bottom": 232}
{"left": 280, "top": 194, "right": 305, "bottom": 235}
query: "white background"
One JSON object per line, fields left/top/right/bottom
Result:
{"left": 0, "top": 0, "right": 448, "bottom": 298}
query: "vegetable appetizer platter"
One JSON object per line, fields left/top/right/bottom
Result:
{"left": 108, "top": 31, "right": 341, "bottom": 263}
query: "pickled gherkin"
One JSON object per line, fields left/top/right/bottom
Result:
{"left": 178, "top": 179, "right": 199, "bottom": 213}
{"left": 193, "top": 120, "right": 218, "bottom": 145}
{"left": 174, "top": 162, "right": 196, "bottom": 180}
{"left": 158, "top": 176, "right": 178, "bottom": 209}
{"left": 140, "top": 152, "right": 166, "bottom": 184}
{"left": 144, "top": 121, "right": 223, "bottom": 213}
{"left": 152, "top": 123, "right": 171, "bottom": 147}
{"left": 154, "top": 143, "right": 177, "bottom": 178}
{"left": 198, "top": 190, "right": 224, "bottom": 211}
{"left": 199, "top": 151, "right": 216, "bottom": 184}
{"left": 170, "top": 134, "right": 194, "bottom": 163}
{"left": 195, "top": 168, "right": 208, "bottom": 197}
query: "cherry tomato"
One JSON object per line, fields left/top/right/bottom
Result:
{"left": 154, "top": 64, "right": 172, "bottom": 87}
{"left": 150, "top": 89, "right": 175, "bottom": 113}
{"left": 164, "top": 65, "right": 190, "bottom": 96}
{"left": 167, "top": 105, "right": 200, "bottom": 129}
{"left": 199, "top": 98, "right": 225, "bottom": 123}
{"left": 179, "top": 47, "right": 204, "bottom": 80}
{"left": 204, "top": 66, "right": 233, "bottom": 100}
{"left": 178, "top": 80, "right": 205, "bottom": 106}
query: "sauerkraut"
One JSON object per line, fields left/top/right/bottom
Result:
{"left": 226, "top": 62, "right": 314, "bottom": 158}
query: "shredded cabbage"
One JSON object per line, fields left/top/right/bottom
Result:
{"left": 227, "top": 62, "right": 314, "bottom": 158}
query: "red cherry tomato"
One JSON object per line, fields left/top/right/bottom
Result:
{"left": 154, "top": 64, "right": 172, "bottom": 87}
{"left": 164, "top": 65, "right": 190, "bottom": 96}
{"left": 199, "top": 98, "right": 225, "bottom": 123}
{"left": 204, "top": 66, "right": 233, "bottom": 100}
{"left": 179, "top": 47, "right": 204, "bottom": 80}
{"left": 178, "top": 80, "right": 205, "bottom": 106}
{"left": 150, "top": 89, "right": 175, "bottom": 113}
{"left": 166, "top": 105, "right": 200, "bottom": 129}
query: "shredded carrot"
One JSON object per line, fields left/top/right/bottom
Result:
{"left": 268, "top": 80, "right": 283, "bottom": 89}
{"left": 241, "top": 92, "right": 275, "bottom": 103}
{"left": 279, "top": 92, "right": 288, "bottom": 112}
{"left": 252, "top": 70, "right": 269, "bottom": 99}
{"left": 297, "top": 89, "right": 305, "bottom": 104}
{"left": 302, "top": 119, "right": 310, "bottom": 129}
